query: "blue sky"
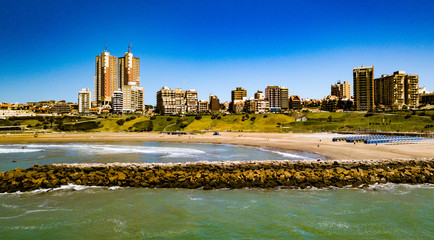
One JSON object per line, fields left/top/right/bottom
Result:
{"left": 1, "top": 0, "right": 433, "bottom": 105}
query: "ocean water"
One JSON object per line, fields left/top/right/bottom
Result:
{"left": 0, "top": 142, "right": 319, "bottom": 172}
{"left": 0, "top": 184, "right": 432, "bottom": 239}
{"left": 1, "top": 142, "right": 432, "bottom": 239}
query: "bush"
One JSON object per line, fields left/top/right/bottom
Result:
{"left": 404, "top": 114, "right": 411, "bottom": 119}
{"left": 116, "top": 119, "right": 125, "bottom": 126}
{"left": 195, "top": 115, "right": 202, "bottom": 120}
{"left": 263, "top": 115, "right": 268, "bottom": 118}
{"left": 166, "top": 117, "right": 173, "bottom": 122}
{"left": 150, "top": 116, "right": 157, "bottom": 120}
{"left": 364, "top": 113, "right": 374, "bottom": 117}
{"left": 125, "top": 116, "right": 136, "bottom": 122}
{"left": 431, "top": 115, "right": 434, "bottom": 121}
{"left": 180, "top": 121, "right": 189, "bottom": 128}
{"left": 133, "top": 120, "right": 153, "bottom": 131}
{"left": 60, "top": 121, "right": 101, "bottom": 131}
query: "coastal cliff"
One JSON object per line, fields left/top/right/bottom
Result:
{"left": 1, "top": 159, "right": 433, "bottom": 192}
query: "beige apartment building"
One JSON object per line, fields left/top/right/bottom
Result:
{"left": 374, "top": 71, "right": 419, "bottom": 109}
{"left": 185, "top": 90, "right": 198, "bottom": 113}
{"left": 94, "top": 50, "right": 118, "bottom": 105}
{"left": 331, "top": 81, "right": 351, "bottom": 99}
{"left": 198, "top": 100, "right": 208, "bottom": 112}
{"left": 78, "top": 88, "right": 91, "bottom": 113}
{"left": 265, "top": 86, "right": 289, "bottom": 111}
{"left": 122, "top": 83, "right": 144, "bottom": 113}
{"left": 156, "top": 87, "right": 187, "bottom": 115}
{"left": 353, "top": 66, "right": 374, "bottom": 111}
{"left": 255, "top": 99, "right": 269, "bottom": 113}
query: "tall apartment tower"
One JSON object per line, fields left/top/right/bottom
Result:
{"left": 331, "top": 81, "right": 351, "bottom": 99}
{"left": 78, "top": 88, "right": 91, "bottom": 113}
{"left": 94, "top": 50, "right": 118, "bottom": 106}
{"left": 119, "top": 44, "right": 140, "bottom": 87}
{"left": 374, "top": 71, "right": 419, "bottom": 109}
{"left": 185, "top": 90, "right": 198, "bottom": 113}
{"left": 353, "top": 66, "right": 374, "bottom": 111}
{"left": 265, "top": 86, "right": 289, "bottom": 111}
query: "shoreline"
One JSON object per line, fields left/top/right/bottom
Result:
{"left": 1, "top": 132, "right": 433, "bottom": 160}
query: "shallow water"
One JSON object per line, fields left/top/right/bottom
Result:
{"left": 0, "top": 142, "right": 319, "bottom": 172}
{"left": 0, "top": 184, "right": 433, "bottom": 239}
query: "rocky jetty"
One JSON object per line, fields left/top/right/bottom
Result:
{"left": 1, "top": 159, "right": 433, "bottom": 192}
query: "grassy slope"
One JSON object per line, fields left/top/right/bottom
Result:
{"left": 286, "top": 112, "right": 433, "bottom": 132}
{"left": 184, "top": 114, "right": 295, "bottom": 132}
{"left": 5, "top": 112, "right": 433, "bottom": 133}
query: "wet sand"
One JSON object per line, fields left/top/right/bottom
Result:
{"left": 0, "top": 132, "right": 433, "bottom": 160}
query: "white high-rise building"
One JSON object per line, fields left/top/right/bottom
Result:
{"left": 78, "top": 88, "right": 91, "bottom": 113}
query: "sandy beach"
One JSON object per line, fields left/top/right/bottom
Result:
{"left": 1, "top": 132, "right": 433, "bottom": 160}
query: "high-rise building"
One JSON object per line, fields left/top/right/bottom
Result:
{"left": 94, "top": 50, "right": 118, "bottom": 106}
{"left": 331, "top": 81, "right": 351, "bottom": 99}
{"left": 353, "top": 66, "right": 374, "bottom": 111}
{"left": 119, "top": 44, "right": 140, "bottom": 87}
{"left": 156, "top": 87, "right": 186, "bottom": 115}
{"left": 265, "top": 86, "right": 289, "bottom": 111}
{"left": 209, "top": 94, "right": 220, "bottom": 112}
{"left": 122, "top": 83, "right": 144, "bottom": 113}
{"left": 78, "top": 88, "right": 91, "bottom": 113}
{"left": 112, "top": 91, "right": 123, "bottom": 113}
{"left": 185, "top": 90, "right": 198, "bottom": 113}
{"left": 405, "top": 74, "right": 419, "bottom": 107}
{"left": 374, "top": 71, "right": 419, "bottom": 109}
{"left": 231, "top": 87, "right": 247, "bottom": 103}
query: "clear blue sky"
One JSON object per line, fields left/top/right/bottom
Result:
{"left": 1, "top": 0, "right": 433, "bottom": 105}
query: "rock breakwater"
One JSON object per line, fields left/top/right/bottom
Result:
{"left": 1, "top": 159, "right": 433, "bottom": 192}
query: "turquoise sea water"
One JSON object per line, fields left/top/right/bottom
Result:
{"left": 0, "top": 185, "right": 433, "bottom": 239}
{"left": 0, "top": 142, "right": 319, "bottom": 172}
{"left": 0, "top": 142, "right": 432, "bottom": 239}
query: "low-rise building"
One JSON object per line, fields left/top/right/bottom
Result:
{"left": 289, "top": 95, "right": 302, "bottom": 110}
{"left": 255, "top": 99, "right": 269, "bottom": 113}
{"left": 52, "top": 100, "right": 70, "bottom": 114}
{"left": 198, "top": 100, "right": 208, "bottom": 112}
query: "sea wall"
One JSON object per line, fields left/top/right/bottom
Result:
{"left": 0, "top": 159, "right": 433, "bottom": 192}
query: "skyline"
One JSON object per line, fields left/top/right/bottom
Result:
{"left": 1, "top": 0, "right": 434, "bottom": 105}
